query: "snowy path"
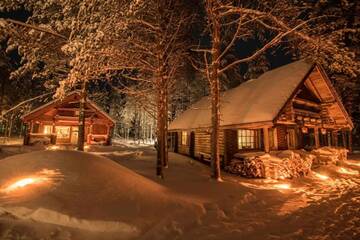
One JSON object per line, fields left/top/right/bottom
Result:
{"left": 0, "top": 144, "right": 359, "bottom": 239}
{"left": 102, "top": 146, "right": 360, "bottom": 240}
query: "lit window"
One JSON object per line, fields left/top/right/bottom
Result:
{"left": 181, "top": 131, "right": 188, "bottom": 145}
{"left": 238, "top": 129, "right": 258, "bottom": 150}
{"left": 56, "top": 126, "right": 70, "bottom": 139}
{"left": 43, "top": 125, "right": 53, "bottom": 134}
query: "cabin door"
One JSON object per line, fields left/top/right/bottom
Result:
{"left": 174, "top": 132, "right": 178, "bottom": 153}
{"left": 189, "top": 131, "right": 195, "bottom": 158}
{"left": 287, "top": 128, "right": 297, "bottom": 149}
{"left": 71, "top": 126, "right": 78, "bottom": 144}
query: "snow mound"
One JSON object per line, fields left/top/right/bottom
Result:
{"left": 0, "top": 150, "right": 184, "bottom": 235}
{"left": 2, "top": 206, "right": 138, "bottom": 234}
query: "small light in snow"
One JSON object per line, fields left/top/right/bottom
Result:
{"left": 273, "top": 183, "right": 291, "bottom": 190}
{"left": 338, "top": 167, "right": 359, "bottom": 175}
{"left": 84, "top": 145, "right": 90, "bottom": 150}
{"left": 1, "top": 169, "right": 62, "bottom": 194}
{"left": 2, "top": 177, "right": 45, "bottom": 193}
{"left": 314, "top": 172, "right": 329, "bottom": 180}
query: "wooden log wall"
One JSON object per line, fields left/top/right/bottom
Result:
{"left": 194, "top": 129, "right": 224, "bottom": 158}
{"left": 224, "top": 129, "right": 238, "bottom": 165}
{"left": 276, "top": 125, "right": 288, "bottom": 150}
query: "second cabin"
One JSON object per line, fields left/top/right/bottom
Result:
{"left": 168, "top": 60, "right": 353, "bottom": 163}
{"left": 22, "top": 91, "right": 115, "bottom": 145}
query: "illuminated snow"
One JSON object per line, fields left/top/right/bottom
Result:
{"left": 314, "top": 172, "right": 330, "bottom": 180}
{"left": 338, "top": 167, "right": 359, "bottom": 175}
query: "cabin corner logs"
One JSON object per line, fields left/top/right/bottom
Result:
{"left": 168, "top": 60, "right": 353, "bottom": 166}
{"left": 22, "top": 91, "right": 115, "bottom": 146}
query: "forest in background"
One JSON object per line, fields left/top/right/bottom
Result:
{"left": 0, "top": 0, "right": 359, "bottom": 152}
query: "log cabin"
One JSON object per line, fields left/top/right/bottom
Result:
{"left": 168, "top": 60, "right": 353, "bottom": 164}
{"left": 22, "top": 91, "right": 115, "bottom": 145}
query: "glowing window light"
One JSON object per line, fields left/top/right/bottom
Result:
{"left": 43, "top": 125, "right": 53, "bottom": 134}
{"left": 338, "top": 167, "right": 359, "bottom": 175}
{"left": 314, "top": 172, "right": 329, "bottom": 180}
{"left": 273, "top": 183, "right": 291, "bottom": 190}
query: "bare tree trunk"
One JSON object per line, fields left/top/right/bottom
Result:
{"left": 77, "top": 81, "right": 86, "bottom": 151}
{"left": 164, "top": 87, "right": 169, "bottom": 168}
{"left": 156, "top": 88, "right": 166, "bottom": 178}
{"left": 7, "top": 113, "right": 14, "bottom": 138}
{"left": 207, "top": 0, "right": 222, "bottom": 181}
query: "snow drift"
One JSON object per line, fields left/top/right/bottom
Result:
{"left": 0, "top": 150, "right": 193, "bottom": 238}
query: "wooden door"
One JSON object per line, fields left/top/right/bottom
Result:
{"left": 287, "top": 128, "right": 296, "bottom": 149}
{"left": 71, "top": 126, "right": 78, "bottom": 144}
{"left": 189, "top": 131, "right": 195, "bottom": 158}
{"left": 174, "top": 132, "right": 178, "bottom": 153}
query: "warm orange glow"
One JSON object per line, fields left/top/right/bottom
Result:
{"left": 47, "top": 145, "right": 60, "bottom": 150}
{"left": 273, "top": 183, "right": 291, "bottom": 190}
{"left": 2, "top": 177, "right": 46, "bottom": 193}
{"left": 346, "top": 161, "right": 360, "bottom": 167}
{"left": 338, "top": 167, "right": 359, "bottom": 175}
{"left": 84, "top": 145, "right": 90, "bottom": 150}
{"left": 1, "top": 169, "right": 62, "bottom": 194}
{"left": 314, "top": 172, "right": 329, "bottom": 180}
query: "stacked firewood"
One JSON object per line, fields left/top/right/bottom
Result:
{"left": 225, "top": 153, "right": 266, "bottom": 178}
{"left": 225, "top": 150, "right": 314, "bottom": 179}
{"left": 311, "top": 147, "right": 348, "bottom": 167}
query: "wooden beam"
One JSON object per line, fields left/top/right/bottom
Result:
{"left": 57, "top": 108, "right": 93, "bottom": 112}
{"left": 294, "top": 108, "right": 321, "bottom": 118}
{"left": 293, "top": 98, "right": 321, "bottom": 108}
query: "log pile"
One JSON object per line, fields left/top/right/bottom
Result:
{"left": 225, "top": 152, "right": 266, "bottom": 178}
{"left": 225, "top": 147, "right": 348, "bottom": 179}
{"left": 225, "top": 150, "right": 315, "bottom": 179}
{"left": 311, "top": 147, "right": 348, "bottom": 167}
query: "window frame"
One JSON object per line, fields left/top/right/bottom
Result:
{"left": 43, "top": 125, "right": 53, "bottom": 134}
{"left": 237, "top": 129, "right": 261, "bottom": 150}
{"left": 181, "top": 131, "right": 188, "bottom": 146}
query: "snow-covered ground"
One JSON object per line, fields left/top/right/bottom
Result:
{"left": 0, "top": 144, "right": 359, "bottom": 240}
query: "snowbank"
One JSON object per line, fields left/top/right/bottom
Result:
{"left": 0, "top": 150, "right": 192, "bottom": 237}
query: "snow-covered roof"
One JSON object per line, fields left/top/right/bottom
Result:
{"left": 169, "top": 60, "right": 314, "bottom": 130}
{"left": 22, "top": 91, "right": 116, "bottom": 124}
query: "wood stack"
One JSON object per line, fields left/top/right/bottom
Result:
{"left": 311, "top": 147, "right": 348, "bottom": 167}
{"left": 225, "top": 150, "right": 315, "bottom": 179}
{"left": 224, "top": 155, "right": 265, "bottom": 178}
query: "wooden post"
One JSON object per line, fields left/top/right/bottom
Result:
{"left": 51, "top": 121, "right": 56, "bottom": 144}
{"left": 263, "top": 127, "right": 270, "bottom": 153}
{"left": 341, "top": 130, "right": 347, "bottom": 148}
{"left": 23, "top": 123, "right": 30, "bottom": 145}
{"left": 77, "top": 81, "right": 86, "bottom": 151}
{"left": 314, "top": 127, "right": 320, "bottom": 148}
{"left": 349, "top": 130, "right": 353, "bottom": 152}
{"left": 332, "top": 130, "right": 338, "bottom": 147}
{"left": 87, "top": 123, "right": 93, "bottom": 144}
